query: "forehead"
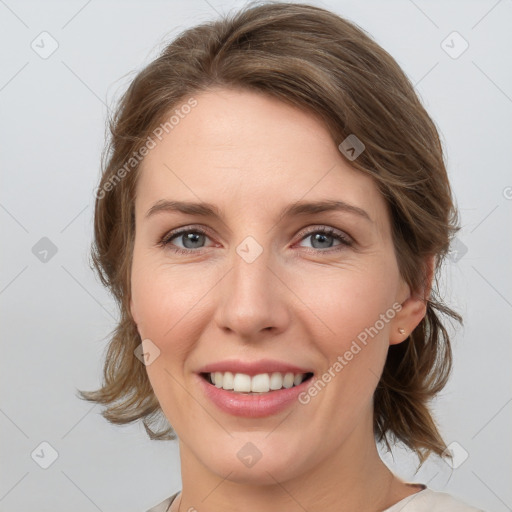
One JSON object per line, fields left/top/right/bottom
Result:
{"left": 136, "top": 88, "right": 389, "bottom": 232}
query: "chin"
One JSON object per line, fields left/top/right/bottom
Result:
{"left": 197, "top": 435, "right": 314, "bottom": 485}
{"left": 211, "top": 458, "right": 303, "bottom": 486}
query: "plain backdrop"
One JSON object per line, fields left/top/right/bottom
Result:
{"left": 1, "top": 1, "right": 511, "bottom": 511}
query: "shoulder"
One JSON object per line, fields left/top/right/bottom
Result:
{"left": 146, "top": 488, "right": 484, "bottom": 512}
{"left": 384, "top": 488, "right": 485, "bottom": 512}
{"left": 145, "top": 492, "right": 179, "bottom": 512}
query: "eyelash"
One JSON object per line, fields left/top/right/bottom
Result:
{"left": 157, "top": 225, "right": 353, "bottom": 255}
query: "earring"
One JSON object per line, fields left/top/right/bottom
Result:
{"left": 398, "top": 328, "right": 406, "bottom": 335}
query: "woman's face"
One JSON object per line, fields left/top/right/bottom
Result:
{"left": 130, "top": 87, "right": 423, "bottom": 484}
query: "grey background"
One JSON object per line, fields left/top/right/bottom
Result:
{"left": 1, "top": 1, "right": 511, "bottom": 511}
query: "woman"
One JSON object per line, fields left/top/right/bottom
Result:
{"left": 79, "top": 2, "right": 484, "bottom": 511}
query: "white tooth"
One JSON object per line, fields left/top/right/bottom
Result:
{"left": 269, "top": 372, "right": 284, "bottom": 390}
{"left": 283, "top": 372, "right": 294, "bottom": 389}
{"left": 233, "top": 373, "right": 252, "bottom": 392}
{"left": 251, "top": 373, "right": 270, "bottom": 393}
{"left": 215, "top": 371, "right": 306, "bottom": 392}
{"left": 214, "top": 372, "right": 223, "bottom": 388}
{"left": 222, "top": 371, "right": 234, "bottom": 390}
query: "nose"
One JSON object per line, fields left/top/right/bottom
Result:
{"left": 213, "top": 243, "right": 291, "bottom": 340}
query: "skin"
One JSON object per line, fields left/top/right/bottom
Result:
{"left": 130, "top": 87, "right": 430, "bottom": 512}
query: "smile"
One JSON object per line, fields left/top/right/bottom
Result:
{"left": 196, "top": 364, "right": 315, "bottom": 418}
{"left": 202, "top": 371, "right": 313, "bottom": 393}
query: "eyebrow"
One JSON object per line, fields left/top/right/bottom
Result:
{"left": 145, "top": 199, "right": 372, "bottom": 223}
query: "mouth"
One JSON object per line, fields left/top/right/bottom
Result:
{"left": 200, "top": 371, "right": 314, "bottom": 394}
{"left": 197, "top": 370, "right": 315, "bottom": 418}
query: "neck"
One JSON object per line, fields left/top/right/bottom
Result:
{"left": 174, "top": 414, "right": 410, "bottom": 512}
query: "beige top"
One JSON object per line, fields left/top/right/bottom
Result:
{"left": 145, "top": 486, "right": 485, "bottom": 512}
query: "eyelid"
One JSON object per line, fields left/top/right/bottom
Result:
{"left": 159, "top": 224, "right": 213, "bottom": 245}
{"left": 157, "top": 225, "right": 218, "bottom": 256}
{"left": 297, "top": 224, "right": 353, "bottom": 244}
{"left": 158, "top": 223, "right": 355, "bottom": 255}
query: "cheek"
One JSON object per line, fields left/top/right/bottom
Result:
{"left": 130, "top": 255, "right": 210, "bottom": 341}
{"left": 293, "top": 260, "right": 399, "bottom": 345}
{"left": 265, "top": 276, "right": 395, "bottom": 460}
{"left": 131, "top": 247, "right": 400, "bottom": 363}
{"left": 291, "top": 261, "right": 398, "bottom": 406}
{"left": 130, "top": 258, "right": 206, "bottom": 426}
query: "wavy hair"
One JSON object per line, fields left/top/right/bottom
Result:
{"left": 78, "top": 1, "right": 461, "bottom": 464}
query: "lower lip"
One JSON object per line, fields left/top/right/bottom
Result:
{"left": 197, "top": 374, "right": 313, "bottom": 418}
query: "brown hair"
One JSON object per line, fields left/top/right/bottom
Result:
{"left": 78, "top": 0, "right": 461, "bottom": 464}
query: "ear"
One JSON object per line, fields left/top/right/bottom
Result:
{"left": 130, "top": 297, "right": 138, "bottom": 325}
{"left": 389, "top": 255, "right": 435, "bottom": 345}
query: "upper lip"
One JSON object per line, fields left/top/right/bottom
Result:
{"left": 197, "top": 359, "right": 314, "bottom": 377}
